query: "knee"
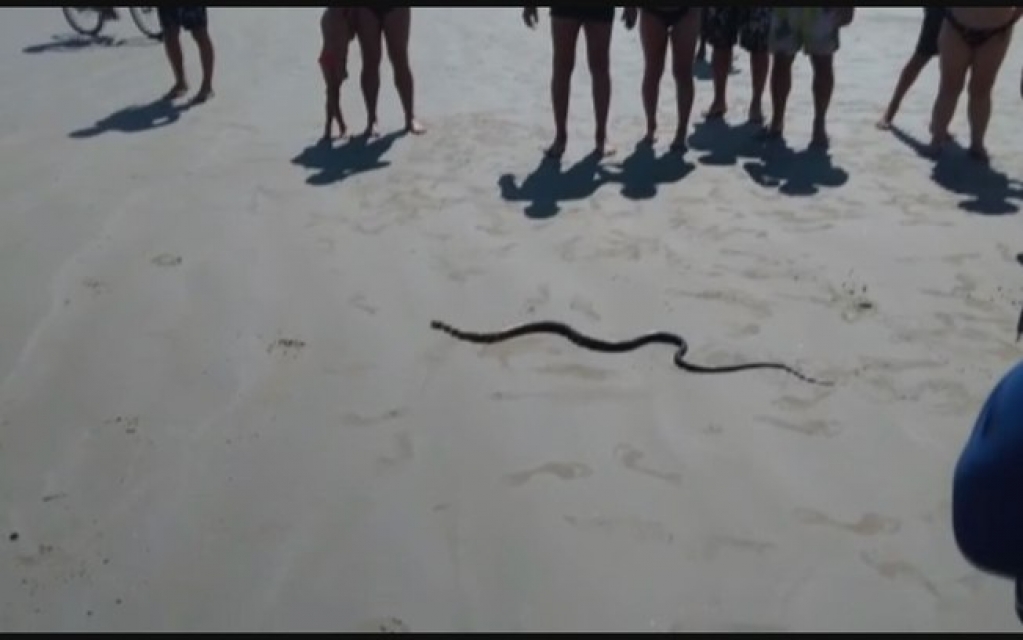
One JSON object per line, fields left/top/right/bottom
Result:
{"left": 671, "top": 61, "right": 692, "bottom": 82}
{"left": 967, "top": 78, "right": 992, "bottom": 101}
{"left": 552, "top": 53, "right": 576, "bottom": 80}
{"left": 643, "top": 58, "right": 665, "bottom": 81}
{"left": 587, "top": 53, "right": 610, "bottom": 78}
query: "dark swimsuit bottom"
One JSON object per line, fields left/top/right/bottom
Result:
{"left": 369, "top": 6, "right": 398, "bottom": 22}
{"left": 549, "top": 6, "right": 615, "bottom": 23}
{"left": 644, "top": 7, "right": 690, "bottom": 28}
{"left": 945, "top": 12, "right": 1016, "bottom": 49}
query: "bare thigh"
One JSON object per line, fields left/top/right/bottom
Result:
{"left": 381, "top": 8, "right": 412, "bottom": 69}
{"left": 669, "top": 10, "right": 700, "bottom": 74}
{"left": 582, "top": 20, "right": 613, "bottom": 72}
{"left": 938, "top": 21, "right": 972, "bottom": 92}
{"left": 550, "top": 17, "right": 582, "bottom": 67}
{"left": 355, "top": 8, "right": 383, "bottom": 66}
{"left": 968, "top": 27, "right": 1013, "bottom": 96}
{"left": 639, "top": 11, "right": 669, "bottom": 68}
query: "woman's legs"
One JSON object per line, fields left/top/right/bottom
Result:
{"left": 669, "top": 10, "right": 700, "bottom": 151}
{"left": 639, "top": 11, "right": 669, "bottom": 142}
{"left": 355, "top": 9, "right": 384, "bottom": 137}
{"left": 381, "top": 8, "right": 425, "bottom": 134}
{"left": 583, "top": 19, "right": 614, "bottom": 155}
{"left": 548, "top": 17, "right": 582, "bottom": 157}
{"left": 929, "top": 21, "right": 971, "bottom": 152}
{"left": 965, "top": 28, "right": 1012, "bottom": 160}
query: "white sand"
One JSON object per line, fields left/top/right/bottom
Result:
{"left": 1, "top": 7, "right": 1022, "bottom": 632}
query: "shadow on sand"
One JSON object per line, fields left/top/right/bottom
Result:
{"left": 890, "top": 126, "right": 1023, "bottom": 215}
{"left": 600, "top": 140, "right": 695, "bottom": 200}
{"left": 689, "top": 118, "right": 765, "bottom": 167}
{"left": 498, "top": 152, "right": 612, "bottom": 219}
{"left": 69, "top": 97, "right": 190, "bottom": 138}
{"left": 23, "top": 33, "right": 154, "bottom": 54}
{"left": 741, "top": 137, "right": 849, "bottom": 197}
{"left": 292, "top": 131, "right": 404, "bottom": 186}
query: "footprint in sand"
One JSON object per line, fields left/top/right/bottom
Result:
{"left": 358, "top": 617, "right": 409, "bottom": 633}
{"left": 613, "top": 444, "right": 682, "bottom": 487}
{"left": 151, "top": 254, "right": 183, "bottom": 267}
{"left": 504, "top": 462, "right": 592, "bottom": 487}
{"left": 794, "top": 508, "right": 900, "bottom": 535}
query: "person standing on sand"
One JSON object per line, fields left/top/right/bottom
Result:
{"left": 352, "top": 7, "right": 425, "bottom": 137}
{"left": 319, "top": 8, "right": 357, "bottom": 141}
{"left": 523, "top": 6, "right": 629, "bottom": 158}
{"left": 703, "top": 7, "right": 772, "bottom": 125}
{"left": 953, "top": 359, "right": 1023, "bottom": 625}
{"left": 627, "top": 7, "right": 700, "bottom": 152}
{"left": 763, "top": 8, "right": 854, "bottom": 147}
{"left": 876, "top": 8, "right": 944, "bottom": 130}
{"left": 158, "top": 7, "right": 214, "bottom": 104}
{"left": 928, "top": 7, "right": 1022, "bottom": 163}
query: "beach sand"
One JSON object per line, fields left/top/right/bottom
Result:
{"left": 1, "top": 7, "right": 1022, "bottom": 632}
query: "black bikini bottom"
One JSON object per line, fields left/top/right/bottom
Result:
{"left": 644, "top": 8, "right": 690, "bottom": 28}
{"left": 945, "top": 12, "right": 1015, "bottom": 49}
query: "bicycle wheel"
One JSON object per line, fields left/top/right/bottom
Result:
{"left": 129, "top": 7, "right": 163, "bottom": 40}
{"left": 62, "top": 7, "right": 105, "bottom": 37}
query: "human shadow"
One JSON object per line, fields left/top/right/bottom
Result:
{"left": 498, "top": 152, "right": 611, "bottom": 219}
{"left": 23, "top": 33, "right": 152, "bottom": 54}
{"left": 890, "top": 126, "right": 1023, "bottom": 215}
{"left": 742, "top": 139, "right": 849, "bottom": 197}
{"left": 291, "top": 131, "right": 403, "bottom": 186}
{"left": 69, "top": 97, "right": 189, "bottom": 138}
{"left": 688, "top": 118, "right": 765, "bottom": 167}
{"left": 598, "top": 140, "right": 695, "bottom": 200}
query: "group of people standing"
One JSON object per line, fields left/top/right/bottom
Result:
{"left": 154, "top": 7, "right": 1023, "bottom": 166}
{"left": 879, "top": 6, "right": 1022, "bottom": 163}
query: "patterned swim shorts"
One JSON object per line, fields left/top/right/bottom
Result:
{"left": 704, "top": 7, "right": 772, "bottom": 53}
{"left": 769, "top": 8, "right": 842, "bottom": 56}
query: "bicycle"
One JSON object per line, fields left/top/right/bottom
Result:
{"left": 62, "top": 7, "right": 163, "bottom": 41}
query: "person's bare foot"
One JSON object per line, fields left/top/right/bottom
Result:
{"left": 969, "top": 145, "right": 990, "bottom": 164}
{"left": 595, "top": 139, "right": 617, "bottom": 158}
{"left": 644, "top": 121, "right": 657, "bottom": 143}
{"left": 926, "top": 131, "right": 953, "bottom": 157}
{"left": 364, "top": 120, "right": 380, "bottom": 139}
{"left": 810, "top": 122, "right": 829, "bottom": 149}
{"left": 163, "top": 83, "right": 188, "bottom": 101}
{"left": 544, "top": 136, "right": 567, "bottom": 159}
{"left": 191, "top": 86, "right": 214, "bottom": 105}
{"left": 875, "top": 113, "right": 893, "bottom": 130}
{"left": 757, "top": 121, "right": 783, "bottom": 140}
{"left": 669, "top": 132, "right": 688, "bottom": 154}
{"left": 406, "top": 118, "right": 426, "bottom": 135}
{"left": 747, "top": 103, "right": 764, "bottom": 125}
{"left": 704, "top": 102, "right": 727, "bottom": 120}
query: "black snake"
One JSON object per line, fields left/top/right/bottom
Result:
{"left": 431, "top": 320, "right": 832, "bottom": 386}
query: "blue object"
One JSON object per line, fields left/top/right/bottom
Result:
{"left": 953, "top": 359, "right": 1023, "bottom": 622}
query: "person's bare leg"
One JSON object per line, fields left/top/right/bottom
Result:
{"left": 583, "top": 20, "right": 614, "bottom": 156}
{"left": 966, "top": 31, "right": 1012, "bottom": 161}
{"left": 191, "top": 27, "right": 215, "bottom": 102}
{"left": 669, "top": 10, "right": 700, "bottom": 151}
{"left": 382, "top": 8, "right": 424, "bottom": 134}
{"left": 356, "top": 10, "right": 383, "bottom": 137}
{"left": 548, "top": 18, "right": 581, "bottom": 157}
{"left": 929, "top": 23, "right": 970, "bottom": 153}
{"left": 809, "top": 54, "right": 834, "bottom": 147}
{"left": 767, "top": 52, "right": 794, "bottom": 136}
{"left": 748, "top": 49, "right": 769, "bottom": 123}
{"left": 639, "top": 11, "right": 668, "bottom": 142}
{"left": 878, "top": 53, "right": 930, "bottom": 129}
{"left": 707, "top": 44, "right": 733, "bottom": 117}
{"left": 162, "top": 26, "right": 187, "bottom": 98}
